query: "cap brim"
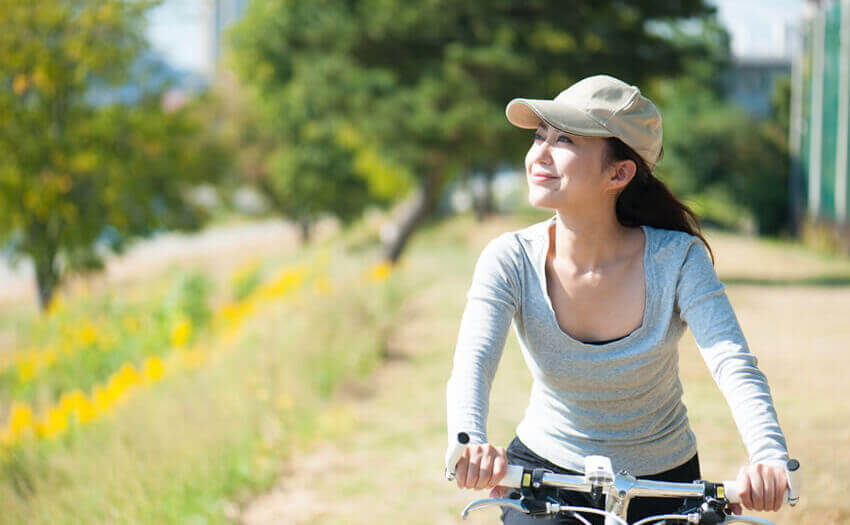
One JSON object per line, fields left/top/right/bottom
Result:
{"left": 505, "top": 98, "right": 612, "bottom": 138}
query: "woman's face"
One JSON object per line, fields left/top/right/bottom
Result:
{"left": 524, "top": 122, "right": 614, "bottom": 213}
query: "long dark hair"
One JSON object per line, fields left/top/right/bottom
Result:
{"left": 604, "top": 137, "right": 714, "bottom": 263}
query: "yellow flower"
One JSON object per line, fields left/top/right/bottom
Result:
{"left": 76, "top": 323, "right": 98, "bottom": 346}
{"left": 43, "top": 346, "right": 57, "bottom": 366}
{"left": 256, "top": 266, "right": 308, "bottom": 300}
{"left": 58, "top": 389, "right": 87, "bottom": 418}
{"left": 92, "top": 385, "right": 114, "bottom": 414}
{"left": 35, "top": 407, "right": 68, "bottom": 440}
{"left": 55, "top": 389, "right": 97, "bottom": 425}
{"left": 216, "top": 301, "right": 252, "bottom": 328}
{"left": 78, "top": 398, "right": 98, "bottom": 424}
{"left": 7, "top": 403, "right": 34, "bottom": 439}
{"left": 17, "top": 358, "right": 37, "bottom": 382}
{"left": 46, "top": 294, "right": 64, "bottom": 316}
{"left": 107, "top": 364, "right": 140, "bottom": 404}
{"left": 116, "top": 363, "right": 140, "bottom": 385}
{"left": 170, "top": 317, "right": 192, "bottom": 348}
{"left": 56, "top": 390, "right": 98, "bottom": 425}
{"left": 368, "top": 260, "right": 393, "bottom": 281}
{"left": 142, "top": 356, "right": 165, "bottom": 382}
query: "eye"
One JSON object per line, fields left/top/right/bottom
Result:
{"left": 557, "top": 135, "right": 572, "bottom": 143}
{"left": 534, "top": 133, "right": 544, "bottom": 141}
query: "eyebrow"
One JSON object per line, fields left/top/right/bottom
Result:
{"left": 536, "top": 123, "right": 578, "bottom": 140}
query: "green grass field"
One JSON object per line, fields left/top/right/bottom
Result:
{"left": 0, "top": 218, "right": 407, "bottom": 524}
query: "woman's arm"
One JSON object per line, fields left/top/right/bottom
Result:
{"left": 676, "top": 238, "right": 790, "bottom": 511}
{"left": 446, "top": 233, "right": 521, "bottom": 447}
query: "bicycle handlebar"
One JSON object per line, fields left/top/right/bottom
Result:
{"left": 492, "top": 464, "right": 798, "bottom": 505}
{"left": 445, "top": 432, "right": 801, "bottom": 523}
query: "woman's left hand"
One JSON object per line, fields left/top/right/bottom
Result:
{"left": 731, "top": 463, "right": 788, "bottom": 513}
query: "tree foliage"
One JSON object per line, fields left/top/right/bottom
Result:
{"left": 0, "top": 0, "right": 228, "bottom": 309}
{"left": 650, "top": 23, "right": 791, "bottom": 235}
{"left": 229, "top": 0, "right": 721, "bottom": 258}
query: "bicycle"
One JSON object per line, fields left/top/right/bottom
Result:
{"left": 445, "top": 432, "right": 801, "bottom": 525}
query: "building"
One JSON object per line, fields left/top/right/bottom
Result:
{"left": 203, "top": 0, "right": 252, "bottom": 77}
{"left": 725, "top": 56, "right": 791, "bottom": 118}
{"left": 790, "top": 0, "right": 850, "bottom": 240}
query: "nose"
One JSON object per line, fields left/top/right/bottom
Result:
{"left": 529, "top": 139, "right": 553, "bottom": 166}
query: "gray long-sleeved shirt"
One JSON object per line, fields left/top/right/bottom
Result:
{"left": 446, "top": 214, "right": 788, "bottom": 476}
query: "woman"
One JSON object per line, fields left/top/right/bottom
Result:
{"left": 445, "top": 74, "right": 790, "bottom": 524}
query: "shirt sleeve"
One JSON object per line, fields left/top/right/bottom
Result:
{"left": 446, "top": 233, "right": 520, "bottom": 447}
{"left": 676, "top": 237, "right": 789, "bottom": 466}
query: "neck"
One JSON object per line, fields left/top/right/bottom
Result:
{"left": 549, "top": 208, "right": 633, "bottom": 273}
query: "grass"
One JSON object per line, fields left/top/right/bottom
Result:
{"left": 0, "top": 219, "right": 409, "bottom": 524}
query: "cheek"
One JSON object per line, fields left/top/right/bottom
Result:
{"left": 524, "top": 149, "right": 535, "bottom": 172}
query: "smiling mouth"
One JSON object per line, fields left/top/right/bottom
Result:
{"left": 531, "top": 173, "right": 558, "bottom": 180}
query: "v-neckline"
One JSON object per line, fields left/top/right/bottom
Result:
{"left": 536, "top": 215, "right": 651, "bottom": 348}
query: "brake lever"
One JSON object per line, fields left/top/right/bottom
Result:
{"left": 461, "top": 497, "right": 528, "bottom": 519}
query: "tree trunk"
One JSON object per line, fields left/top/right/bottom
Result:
{"left": 473, "top": 170, "right": 496, "bottom": 222}
{"left": 34, "top": 253, "right": 59, "bottom": 312}
{"left": 298, "top": 217, "right": 311, "bottom": 245}
{"left": 381, "top": 172, "right": 444, "bottom": 263}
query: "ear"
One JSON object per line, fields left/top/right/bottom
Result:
{"left": 608, "top": 159, "right": 636, "bottom": 191}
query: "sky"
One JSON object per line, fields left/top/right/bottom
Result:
{"left": 712, "top": 0, "right": 806, "bottom": 58}
{"left": 146, "top": 1, "right": 206, "bottom": 74}
{"left": 145, "top": 0, "right": 807, "bottom": 75}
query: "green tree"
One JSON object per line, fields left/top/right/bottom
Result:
{"left": 0, "top": 0, "right": 228, "bottom": 310}
{"left": 648, "top": 24, "right": 792, "bottom": 236}
{"left": 230, "top": 0, "right": 720, "bottom": 262}
{"left": 224, "top": 43, "right": 383, "bottom": 245}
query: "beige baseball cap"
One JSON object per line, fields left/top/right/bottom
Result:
{"left": 505, "top": 74, "right": 663, "bottom": 170}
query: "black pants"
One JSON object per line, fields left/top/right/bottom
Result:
{"left": 501, "top": 436, "right": 701, "bottom": 524}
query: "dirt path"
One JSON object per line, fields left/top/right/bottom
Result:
{"left": 239, "top": 221, "right": 850, "bottom": 524}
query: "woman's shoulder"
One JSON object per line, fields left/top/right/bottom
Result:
{"left": 642, "top": 225, "right": 708, "bottom": 268}
{"left": 477, "top": 230, "right": 525, "bottom": 265}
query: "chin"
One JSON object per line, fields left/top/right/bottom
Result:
{"left": 527, "top": 188, "right": 563, "bottom": 209}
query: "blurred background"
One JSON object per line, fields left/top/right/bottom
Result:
{"left": 0, "top": 1, "right": 848, "bottom": 523}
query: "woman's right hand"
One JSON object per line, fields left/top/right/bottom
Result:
{"left": 454, "top": 443, "right": 510, "bottom": 498}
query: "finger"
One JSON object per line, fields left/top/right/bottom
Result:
{"left": 750, "top": 466, "right": 766, "bottom": 511}
{"left": 455, "top": 450, "right": 469, "bottom": 489}
{"left": 771, "top": 469, "right": 787, "bottom": 511}
{"left": 465, "top": 454, "right": 481, "bottom": 490}
{"left": 771, "top": 477, "right": 783, "bottom": 512}
{"left": 737, "top": 468, "right": 753, "bottom": 510}
{"left": 727, "top": 503, "right": 743, "bottom": 516}
{"left": 762, "top": 468, "right": 775, "bottom": 513}
{"left": 476, "top": 453, "right": 493, "bottom": 490}
{"left": 491, "top": 451, "right": 508, "bottom": 486}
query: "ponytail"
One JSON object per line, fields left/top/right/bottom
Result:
{"left": 605, "top": 138, "right": 714, "bottom": 263}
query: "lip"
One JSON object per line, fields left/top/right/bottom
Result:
{"left": 530, "top": 173, "right": 559, "bottom": 183}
